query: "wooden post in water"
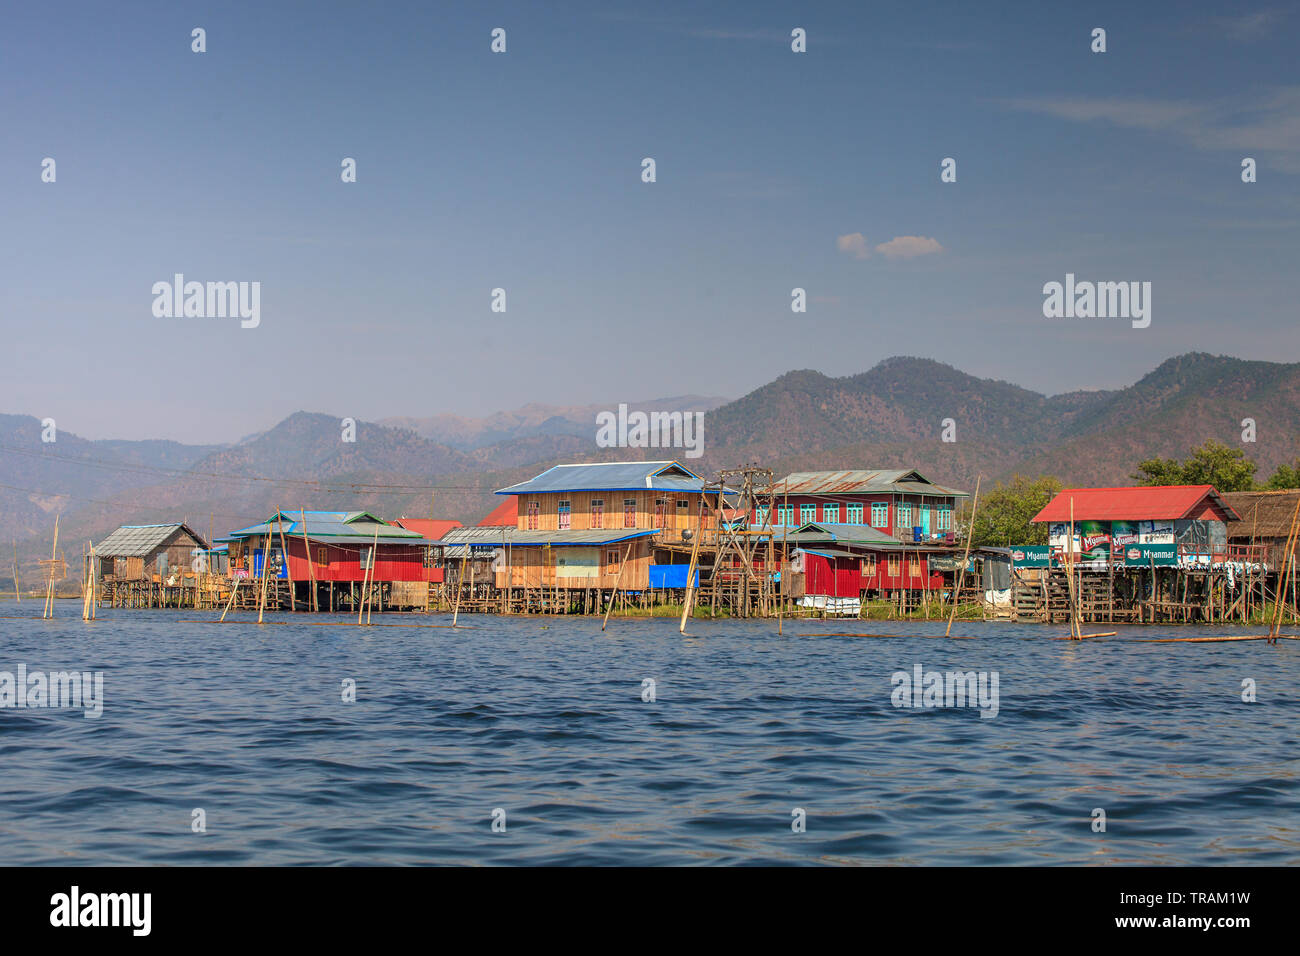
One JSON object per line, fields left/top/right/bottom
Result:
{"left": 300, "top": 508, "right": 317, "bottom": 612}
{"left": 220, "top": 576, "right": 241, "bottom": 623}
{"left": 43, "top": 516, "right": 60, "bottom": 619}
{"left": 602, "top": 542, "right": 633, "bottom": 631}
{"left": 680, "top": 492, "right": 706, "bottom": 634}
{"left": 11, "top": 540, "right": 19, "bottom": 603}
{"left": 361, "top": 522, "right": 380, "bottom": 625}
{"left": 945, "top": 476, "right": 980, "bottom": 637}
{"left": 451, "top": 554, "right": 467, "bottom": 627}
{"left": 257, "top": 525, "right": 271, "bottom": 625}
{"left": 1269, "top": 498, "right": 1300, "bottom": 643}
{"left": 276, "top": 512, "right": 296, "bottom": 612}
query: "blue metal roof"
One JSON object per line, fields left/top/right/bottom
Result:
{"left": 495, "top": 460, "right": 711, "bottom": 496}
{"left": 228, "top": 510, "right": 422, "bottom": 541}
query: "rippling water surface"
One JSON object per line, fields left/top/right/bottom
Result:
{"left": 1, "top": 604, "right": 1297, "bottom": 865}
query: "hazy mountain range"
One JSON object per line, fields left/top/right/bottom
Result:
{"left": 4, "top": 353, "right": 1298, "bottom": 582}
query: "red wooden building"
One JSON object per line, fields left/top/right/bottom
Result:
{"left": 223, "top": 511, "right": 444, "bottom": 609}
{"left": 769, "top": 469, "right": 968, "bottom": 543}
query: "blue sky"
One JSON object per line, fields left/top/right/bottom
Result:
{"left": 1, "top": 1, "right": 1296, "bottom": 442}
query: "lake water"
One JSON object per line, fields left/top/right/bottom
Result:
{"left": 1, "top": 604, "right": 1297, "bottom": 865}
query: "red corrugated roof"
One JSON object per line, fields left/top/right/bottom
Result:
{"left": 393, "top": 518, "right": 463, "bottom": 540}
{"left": 1032, "top": 485, "right": 1240, "bottom": 523}
{"left": 478, "top": 497, "right": 518, "bottom": 527}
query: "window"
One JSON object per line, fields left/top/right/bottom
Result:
{"left": 526, "top": 500, "right": 539, "bottom": 530}
{"left": 897, "top": 503, "right": 913, "bottom": 530}
{"left": 823, "top": 504, "right": 840, "bottom": 524}
{"left": 361, "top": 547, "right": 374, "bottom": 570}
{"left": 871, "top": 502, "right": 889, "bottom": 528}
{"left": 676, "top": 500, "right": 690, "bottom": 515}
{"left": 938, "top": 508, "right": 952, "bottom": 531}
{"left": 590, "top": 499, "right": 604, "bottom": 529}
{"left": 909, "top": 556, "right": 922, "bottom": 578}
{"left": 316, "top": 547, "right": 329, "bottom": 566}
{"left": 887, "top": 554, "right": 900, "bottom": 577}
{"left": 422, "top": 547, "right": 436, "bottom": 569}
{"left": 860, "top": 554, "right": 877, "bottom": 576}
{"left": 777, "top": 504, "right": 794, "bottom": 526}
{"left": 655, "top": 498, "right": 667, "bottom": 528}
{"left": 624, "top": 498, "right": 637, "bottom": 528}
{"left": 846, "top": 503, "right": 864, "bottom": 525}
{"left": 605, "top": 548, "right": 621, "bottom": 570}
{"left": 800, "top": 504, "right": 817, "bottom": 525}
{"left": 558, "top": 500, "right": 571, "bottom": 530}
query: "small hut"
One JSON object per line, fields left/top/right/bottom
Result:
{"left": 95, "top": 523, "right": 210, "bottom": 583}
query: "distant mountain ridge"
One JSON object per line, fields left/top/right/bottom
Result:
{"left": 4, "top": 354, "right": 1299, "bottom": 581}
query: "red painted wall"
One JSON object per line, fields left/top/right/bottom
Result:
{"left": 802, "top": 550, "right": 945, "bottom": 596}
{"left": 279, "top": 536, "right": 440, "bottom": 583}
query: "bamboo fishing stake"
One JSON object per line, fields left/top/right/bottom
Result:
{"left": 451, "top": 554, "right": 467, "bottom": 627}
{"left": 779, "top": 483, "right": 789, "bottom": 634}
{"left": 43, "top": 515, "right": 60, "bottom": 619}
{"left": 1268, "top": 498, "right": 1300, "bottom": 642}
{"left": 257, "top": 518, "right": 273, "bottom": 624}
{"left": 220, "top": 576, "right": 241, "bottom": 622}
{"left": 360, "top": 521, "right": 380, "bottom": 625}
{"left": 300, "top": 508, "right": 317, "bottom": 612}
{"left": 945, "top": 476, "right": 980, "bottom": 637}
{"left": 680, "top": 491, "right": 707, "bottom": 634}
{"left": 1066, "top": 497, "right": 1082, "bottom": 639}
{"left": 11, "top": 540, "right": 19, "bottom": 603}
{"left": 602, "top": 542, "right": 633, "bottom": 631}
{"left": 276, "top": 512, "right": 296, "bottom": 612}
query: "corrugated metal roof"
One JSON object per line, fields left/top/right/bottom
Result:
{"left": 783, "top": 522, "right": 902, "bottom": 547}
{"left": 1032, "top": 486, "right": 1242, "bottom": 523}
{"left": 437, "top": 525, "right": 655, "bottom": 556}
{"left": 772, "top": 469, "right": 968, "bottom": 497}
{"left": 229, "top": 511, "right": 423, "bottom": 541}
{"left": 495, "top": 460, "right": 708, "bottom": 495}
{"left": 96, "top": 523, "right": 207, "bottom": 557}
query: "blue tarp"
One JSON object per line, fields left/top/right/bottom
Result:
{"left": 649, "top": 564, "right": 698, "bottom": 588}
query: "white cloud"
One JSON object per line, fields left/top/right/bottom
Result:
{"left": 1002, "top": 86, "right": 1300, "bottom": 173}
{"left": 874, "top": 236, "right": 944, "bottom": 259}
{"left": 836, "top": 232, "right": 871, "bottom": 259}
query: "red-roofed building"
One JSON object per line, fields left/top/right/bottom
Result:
{"left": 477, "top": 497, "right": 518, "bottom": 527}
{"left": 1032, "top": 485, "right": 1241, "bottom": 565}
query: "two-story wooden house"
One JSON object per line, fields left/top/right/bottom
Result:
{"left": 490, "top": 461, "right": 724, "bottom": 594}
{"left": 769, "top": 470, "right": 968, "bottom": 541}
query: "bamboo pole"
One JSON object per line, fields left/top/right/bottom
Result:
{"left": 360, "top": 522, "right": 380, "bottom": 625}
{"left": 220, "top": 576, "right": 241, "bottom": 622}
{"left": 945, "top": 476, "right": 980, "bottom": 637}
{"left": 680, "top": 492, "right": 707, "bottom": 634}
{"left": 257, "top": 524, "right": 272, "bottom": 625}
{"left": 11, "top": 540, "right": 19, "bottom": 602}
{"left": 1268, "top": 498, "right": 1300, "bottom": 642}
{"left": 276, "top": 512, "right": 296, "bottom": 612}
{"left": 602, "top": 542, "right": 633, "bottom": 631}
{"left": 1065, "top": 497, "right": 1082, "bottom": 639}
{"left": 779, "top": 484, "right": 789, "bottom": 634}
{"left": 300, "top": 508, "right": 317, "bottom": 612}
{"left": 451, "top": 554, "right": 467, "bottom": 627}
{"left": 43, "top": 515, "right": 60, "bottom": 619}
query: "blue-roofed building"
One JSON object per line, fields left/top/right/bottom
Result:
{"left": 491, "top": 460, "right": 724, "bottom": 593}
